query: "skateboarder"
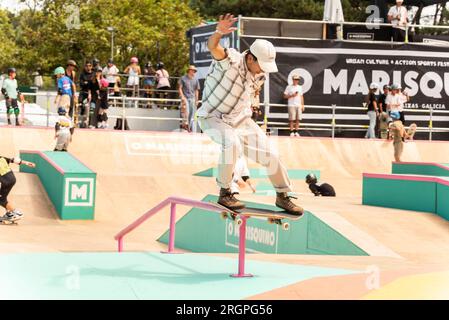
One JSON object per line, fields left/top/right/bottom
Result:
{"left": 54, "top": 67, "right": 75, "bottom": 115}
{"left": 1, "top": 68, "right": 25, "bottom": 126}
{"left": 389, "top": 111, "right": 412, "bottom": 162}
{"left": 0, "top": 155, "right": 35, "bottom": 222}
{"left": 197, "top": 14, "right": 303, "bottom": 215}
{"left": 231, "top": 155, "right": 256, "bottom": 195}
{"left": 305, "top": 173, "right": 336, "bottom": 197}
{"left": 54, "top": 107, "right": 75, "bottom": 152}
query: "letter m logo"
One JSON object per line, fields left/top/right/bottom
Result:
{"left": 65, "top": 178, "right": 94, "bottom": 206}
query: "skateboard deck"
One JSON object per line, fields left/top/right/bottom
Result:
{"left": 406, "top": 123, "right": 417, "bottom": 140}
{"left": 0, "top": 216, "right": 20, "bottom": 225}
{"left": 210, "top": 202, "right": 303, "bottom": 230}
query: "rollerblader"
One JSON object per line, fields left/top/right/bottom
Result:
{"left": 1, "top": 68, "right": 25, "bottom": 126}
{"left": 54, "top": 107, "right": 75, "bottom": 152}
{"left": 197, "top": 14, "right": 303, "bottom": 216}
{"left": 0, "top": 155, "right": 35, "bottom": 223}
{"left": 305, "top": 173, "right": 336, "bottom": 197}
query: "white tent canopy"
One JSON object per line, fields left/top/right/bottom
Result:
{"left": 323, "top": 0, "right": 345, "bottom": 23}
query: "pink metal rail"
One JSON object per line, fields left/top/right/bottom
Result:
{"left": 114, "top": 196, "right": 253, "bottom": 278}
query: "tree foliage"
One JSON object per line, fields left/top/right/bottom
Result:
{"left": 3, "top": 0, "right": 201, "bottom": 84}
{"left": 189, "top": 0, "right": 372, "bottom": 22}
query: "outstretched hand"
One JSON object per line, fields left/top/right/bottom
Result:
{"left": 216, "top": 13, "right": 238, "bottom": 35}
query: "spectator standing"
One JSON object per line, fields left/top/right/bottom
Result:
{"left": 398, "top": 85, "right": 409, "bottom": 124}
{"left": 32, "top": 68, "right": 44, "bottom": 89}
{"left": 283, "top": 74, "right": 304, "bottom": 137}
{"left": 1, "top": 68, "right": 25, "bottom": 126}
{"left": 124, "top": 57, "right": 141, "bottom": 97}
{"left": 143, "top": 62, "right": 156, "bottom": 105}
{"left": 65, "top": 60, "right": 78, "bottom": 119}
{"left": 90, "top": 67, "right": 110, "bottom": 129}
{"left": 178, "top": 65, "right": 200, "bottom": 132}
{"left": 388, "top": 0, "right": 408, "bottom": 42}
{"left": 54, "top": 67, "right": 74, "bottom": 116}
{"left": 365, "top": 83, "right": 379, "bottom": 139}
{"left": 378, "top": 85, "right": 390, "bottom": 138}
{"left": 78, "top": 61, "right": 95, "bottom": 128}
{"left": 103, "top": 59, "right": 120, "bottom": 94}
{"left": 156, "top": 62, "right": 170, "bottom": 108}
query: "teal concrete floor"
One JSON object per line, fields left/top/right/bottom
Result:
{"left": 0, "top": 252, "right": 357, "bottom": 300}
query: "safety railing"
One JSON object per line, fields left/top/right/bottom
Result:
{"left": 239, "top": 16, "right": 449, "bottom": 44}
{"left": 114, "top": 196, "right": 253, "bottom": 277}
{"left": 264, "top": 103, "right": 449, "bottom": 140}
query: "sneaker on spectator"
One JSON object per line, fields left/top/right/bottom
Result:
{"left": 294, "top": 132, "right": 300, "bottom": 137}
{"left": 290, "top": 132, "right": 295, "bottom": 137}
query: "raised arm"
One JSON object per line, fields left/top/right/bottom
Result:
{"left": 208, "top": 13, "right": 238, "bottom": 61}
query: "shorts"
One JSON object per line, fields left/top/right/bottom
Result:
{"left": 144, "top": 79, "right": 155, "bottom": 86}
{"left": 59, "top": 95, "right": 71, "bottom": 109}
{"left": 393, "top": 141, "right": 404, "bottom": 158}
{"left": 5, "top": 99, "right": 19, "bottom": 113}
{"left": 288, "top": 106, "right": 302, "bottom": 121}
{"left": 55, "top": 131, "right": 71, "bottom": 151}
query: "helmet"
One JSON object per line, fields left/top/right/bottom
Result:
{"left": 92, "top": 58, "right": 100, "bottom": 66}
{"left": 54, "top": 66, "right": 65, "bottom": 75}
{"left": 7, "top": 67, "right": 16, "bottom": 74}
{"left": 130, "top": 57, "right": 139, "bottom": 63}
{"left": 95, "top": 66, "right": 103, "bottom": 73}
{"left": 145, "top": 62, "right": 152, "bottom": 68}
{"left": 369, "top": 83, "right": 378, "bottom": 90}
{"left": 157, "top": 62, "right": 164, "bottom": 69}
{"left": 390, "top": 84, "right": 399, "bottom": 90}
{"left": 305, "top": 173, "right": 318, "bottom": 184}
{"left": 57, "top": 107, "right": 67, "bottom": 115}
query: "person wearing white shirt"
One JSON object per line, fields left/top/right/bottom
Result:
{"left": 283, "top": 75, "right": 304, "bottom": 137}
{"left": 388, "top": 0, "right": 408, "bottom": 42}
{"left": 103, "top": 59, "right": 119, "bottom": 90}
{"left": 386, "top": 83, "right": 408, "bottom": 123}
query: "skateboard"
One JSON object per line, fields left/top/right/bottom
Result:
{"left": 210, "top": 202, "right": 303, "bottom": 231}
{"left": 379, "top": 112, "right": 389, "bottom": 139}
{"left": 406, "top": 123, "right": 417, "bottom": 140}
{"left": 0, "top": 216, "right": 20, "bottom": 225}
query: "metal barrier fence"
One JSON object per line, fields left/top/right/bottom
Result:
{"left": 4, "top": 92, "right": 448, "bottom": 140}
{"left": 264, "top": 103, "right": 449, "bottom": 140}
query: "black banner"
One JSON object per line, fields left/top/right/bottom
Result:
{"left": 241, "top": 38, "right": 449, "bottom": 139}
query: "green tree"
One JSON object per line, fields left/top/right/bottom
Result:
{"left": 0, "top": 10, "right": 18, "bottom": 74}
{"left": 9, "top": 0, "right": 201, "bottom": 84}
{"left": 189, "top": 0, "right": 371, "bottom": 22}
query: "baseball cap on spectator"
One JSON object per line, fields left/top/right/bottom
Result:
{"left": 369, "top": 83, "right": 379, "bottom": 90}
{"left": 67, "top": 59, "right": 77, "bottom": 68}
{"left": 383, "top": 84, "right": 390, "bottom": 90}
{"left": 390, "top": 84, "right": 400, "bottom": 90}
{"left": 187, "top": 65, "right": 197, "bottom": 72}
{"left": 108, "top": 59, "right": 114, "bottom": 64}
{"left": 250, "top": 39, "right": 278, "bottom": 73}
{"left": 292, "top": 75, "right": 300, "bottom": 80}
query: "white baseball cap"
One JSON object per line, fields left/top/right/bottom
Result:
{"left": 370, "top": 82, "right": 379, "bottom": 89}
{"left": 250, "top": 39, "right": 278, "bottom": 73}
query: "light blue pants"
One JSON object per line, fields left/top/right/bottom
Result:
{"left": 365, "top": 111, "right": 377, "bottom": 139}
{"left": 186, "top": 98, "right": 197, "bottom": 132}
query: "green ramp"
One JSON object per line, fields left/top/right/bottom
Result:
{"left": 392, "top": 162, "right": 449, "bottom": 177}
{"left": 194, "top": 168, "right": 320, "bottom": 180}
{"left": 158, "top": 195, "right": 367, "bottom": 256}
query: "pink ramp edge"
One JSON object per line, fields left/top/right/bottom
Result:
{"left": 114, "top": 197, "right": 254, "bottom": 277}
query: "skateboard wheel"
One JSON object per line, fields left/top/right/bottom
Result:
{"left": 267, "top": 218, "right": 274, "bottom": 224}
{"left": 221, "top": 212, "right": 229, "bottom": 220}
{"left": 282, "top": 223, "right": 290, "bottom": 231}
{"left": 235, "top": 217, "right": 243, "bottom": 226}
